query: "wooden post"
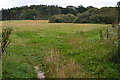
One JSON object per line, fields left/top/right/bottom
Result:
{"left": 100, "top": 30, "right": 103, "bottom": 42}
{"left": 106, "top": 28, "right": 109, "bottom": 39}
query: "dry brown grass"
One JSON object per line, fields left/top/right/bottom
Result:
{"left": 23, "top": 20, "right": 49, "bottom": 23}
{"left": 43, "top": 47, "right": 92, "bottom": 78}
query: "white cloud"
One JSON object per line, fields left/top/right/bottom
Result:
{"left": 0, "top": 0, "right": 119, "bottom": 10}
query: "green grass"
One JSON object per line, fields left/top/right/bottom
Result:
{"left": 2, "top": 20, "right": 120, "bottom": 78}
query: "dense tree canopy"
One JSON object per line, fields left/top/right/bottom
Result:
{"left": 117, "top": 1, "right": 120, "bottom": 23}
{"left": 1, "top": 4, "right": 117, "bottom": 24}
{"left": 74, "top": 7, "right": 117, "bottom": 24}
{"left": 23, "top": 10, "right": 36, "bottom": 20}
{"left": 1, "top": 5, "right": 90, "bottom": 20}
{"left": 49, "top": 7, "right": 117, "bottom": 24}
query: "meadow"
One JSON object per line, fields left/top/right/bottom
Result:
{"left": 2, "top": 20, "right": 120, "bottom": 78}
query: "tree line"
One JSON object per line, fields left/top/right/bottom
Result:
{"left": 49, "top": 7, "right": 118, "bottom": 24}
{"left": 1, "top": 4, "right": 118, "bottom": 24}
{"left": 1, "top": 5, "right": 94, "bottom": 20}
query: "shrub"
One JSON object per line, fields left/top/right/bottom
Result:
{"left": 89, "top": 14, "right": 101, "bottom": 23}
{"left": 49, "top": 14, "right": 76, "bottom": 23}
{"left": 64, "top": 14, "right": 76, "bottom": 23}
{"left": 2, "top": 27, "right": 12, "bottom": 54}
{"left": 74, "top": 12, "right": 90, "bottom": 23}
{"left": 49, "top": 14, "right": 65, "bottom": 23}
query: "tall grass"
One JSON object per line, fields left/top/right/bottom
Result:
{"left": 2, "top": 27, "right": 12, "bottom": 54}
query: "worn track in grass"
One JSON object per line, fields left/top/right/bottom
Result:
{"left": 2, "top": 20, "right": 120, "bottom": 78}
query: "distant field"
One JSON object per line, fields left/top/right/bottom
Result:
{"left": 2, "top": 20, "right": 120, "bottom": 78}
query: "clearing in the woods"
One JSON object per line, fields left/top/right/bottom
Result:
{"left": 2, "top": 20, "right": 120, "bottom": 78}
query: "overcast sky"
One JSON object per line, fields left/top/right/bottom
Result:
{"left": 0, "top": 0, "right": 119, "bottom": 9}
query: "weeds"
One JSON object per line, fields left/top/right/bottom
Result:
{"left": 2, "top": 27, "right": 12, "bottom": 54}
{"left": 43, "top": 48, "right": 92, "bottom": 78}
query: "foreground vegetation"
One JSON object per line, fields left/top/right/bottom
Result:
{"left": 2, "top": 20, "right": 120, "bottom": 78}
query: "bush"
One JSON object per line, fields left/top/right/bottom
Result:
{"left": 2, "top": 27, "right": 12, "bottom": 54}
{"left": 64, "top": 14, "right": 76, "bottom": 23}
{"left": 49, "top": 14, "right": 65, "bottom": 23}
{"left": 89, "top": 14, "right": 101, "bottom": 23}
{"left": 49, "top": 14, "right": 76, "bottom": 23}
{"left": 74, "top": 12, "right": 90, "bottom": 23}
{"left": 74, "top": 8, "right": 99, "bottom": 23}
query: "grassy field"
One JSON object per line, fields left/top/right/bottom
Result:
{"left": 2, "top": 20, "right": 120, "bottom": 78}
